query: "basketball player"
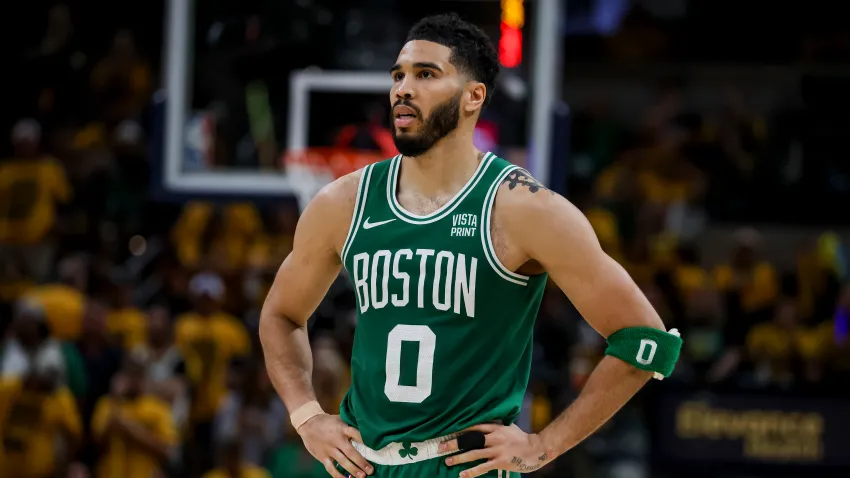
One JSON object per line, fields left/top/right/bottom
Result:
{"left": 260, "top": 13, "right": 682, "bottom": 478}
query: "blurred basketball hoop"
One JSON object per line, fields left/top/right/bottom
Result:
{"left": 283, "top": 148, "right": 384, "bottom": 210}
{"left": 159, "top": 13, "right": 394, "bottom": 208}
{"left": 161, "top": 1, "right": 556, "bottom": 207}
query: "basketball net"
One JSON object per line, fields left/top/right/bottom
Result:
{"left": 282, "top": 148, "right": 385, "bottom": 211}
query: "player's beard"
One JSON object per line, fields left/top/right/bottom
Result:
{"left": 391, "top": 92, "right": 461, "bottom": 157}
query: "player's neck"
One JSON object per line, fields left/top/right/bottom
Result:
{"left": 401, "top": 132, "right": 481, "bottom": 197}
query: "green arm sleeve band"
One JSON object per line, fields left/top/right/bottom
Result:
{"left": 604, "top": 327, "right": 682, "bottom": 380}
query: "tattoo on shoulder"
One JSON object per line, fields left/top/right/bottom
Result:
{"left": 503, "top": 170, "right": 554, "bottom": 194}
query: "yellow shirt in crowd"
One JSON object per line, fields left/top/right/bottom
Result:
{"left": 675, "top": 264, "right": 709, "bottom": 299}
{"left": 0, "top": 157, "right": 71, "bottom": 245}
{"left": 530, "top": 393, "right": 552, "bottom": 434}
{"left": 23, "top": 283, "right": 86, "bottom": 341}
{"left": 0, "top": 278, "right": 34, "bottom": 304}
{"left": 0, "top": 379, "right": 82, "bottom": 478}
{"left": 107, "top": 308, "right": 148, "bottom": 350}
{"left": 585, "top": 207, "right": 621, "bottom": 259}
{"left": 714, "top": 262, "right": 779, "bottom": 312}
{"left": 746, "top": 323, "right": 801, "bottom": 361}
{"left": 202, "top": 465, "right": 271, "bottom": 478}
{"left": 171, "top": 202, "right": 262, "bottom": 270}
{"left": 796, "top": 321, "right": 836, "bottom": 361}
{"left": 637, "top": 170, "right": 694, "bottom": 204}
{"left": 175, "top": 312, "right": 251, "bottom": 421}
{"left": 91, "top": 395, "right": 177, "bottom": 478}
{"left": 595, "top": 162, "right": 627, "bottom": 200}
{"left": 746, "top": 322, "right": 833, "bottom": 364}
{"left": 246, "top": 233, "right": 294, "bottom": 270}
{"left": 595, "top": 161, "right": 697, "bottom": 205}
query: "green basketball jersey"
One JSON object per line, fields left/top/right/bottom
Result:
{"left": 339, "top": 153, "right": 548, "bottom": 450}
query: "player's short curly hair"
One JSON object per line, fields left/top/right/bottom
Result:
{"left": 406, "top": 13, "right": 500, "bottom": 108}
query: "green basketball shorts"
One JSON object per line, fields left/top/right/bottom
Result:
{"left": 334, "top": 434, "right": 520, "bottom": 478}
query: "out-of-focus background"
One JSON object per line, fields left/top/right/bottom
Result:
{"left": 1, "top": 1, "right": 850, "bottom": 477}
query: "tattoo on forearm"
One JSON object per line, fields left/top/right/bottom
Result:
{"left": 503, "top": 170, "right": 554, "bottom": 194}
{"left": 510, "top": 456, "right": 542, "bottom": 472}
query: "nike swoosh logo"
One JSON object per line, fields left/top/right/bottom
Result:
{"left": 363, "top": 217, "right": 396, "bottom": 229}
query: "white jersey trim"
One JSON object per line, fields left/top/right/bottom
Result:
{"left": 351, "top": 434, "right": 510, "bottom": 475}
{"left": 350, "top": 432, "right": 457, "bottom": 466}
{"left": 480, "top": 164, "right": 530, "bottom": 286}
{"left": 341, "top": 164, "right": 374, "bottom": 265}
{"left": 386, "top": 152, "right": 496, "bottom": 225}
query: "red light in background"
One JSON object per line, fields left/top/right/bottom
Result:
{"left": 499, "top": 22, "right": 522, "bottom": 68}
{"left": 500, "top": 0, "right": 524, "bottom": 68}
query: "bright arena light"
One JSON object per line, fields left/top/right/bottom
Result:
{"left": 500, "top": 0, "right": 524, "bottom": 68}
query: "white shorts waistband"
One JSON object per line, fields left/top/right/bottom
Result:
{"left": 350, "top": 433, "right": 459, "bottom": 466}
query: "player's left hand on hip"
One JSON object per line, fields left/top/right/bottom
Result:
{"left": 438, "top": 423, "right": 551, "bottom": 478}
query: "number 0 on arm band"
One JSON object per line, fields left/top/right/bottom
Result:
{"left": 604, "top": 327, "right": 682, "bottom": 380}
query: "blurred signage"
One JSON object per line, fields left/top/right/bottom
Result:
{"left": 500, "top": 0, "right": 524, "bottom": 68}
{"left": 655, "top": 392, "right": 850, "bottom": 468}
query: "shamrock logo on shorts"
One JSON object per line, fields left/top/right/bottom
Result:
{"left": 398, "top": 441, "right": 418, "bottom": 460}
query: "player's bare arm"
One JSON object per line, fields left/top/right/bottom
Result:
{"left": 259, "top": 170, "right": 374, "bottom": 478}
{"left": 441, "top": 170, "right": 675, "bottom": 477}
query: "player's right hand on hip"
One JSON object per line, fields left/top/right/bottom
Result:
{"left": 298, "top": 414, "right": 374, "bottom": 478}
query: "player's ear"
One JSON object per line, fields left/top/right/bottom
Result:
{"left": 463, "top": 81, "right": 486, "bottom": 114}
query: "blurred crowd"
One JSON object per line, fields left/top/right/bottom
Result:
{"left": 1, "top": 4, "right": 327, "bottom": 478}
{"left": 2, "top": 3, "right": 850, "bottom": 478}
{"left": 561, "top": 79, "right": 850, "bottom": 397}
